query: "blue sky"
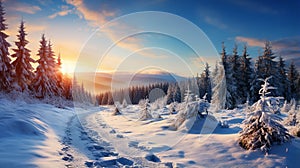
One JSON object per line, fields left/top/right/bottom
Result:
{"left": 3, "top": 0, "right": 300, "bottom": 75}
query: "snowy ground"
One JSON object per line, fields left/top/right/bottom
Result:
{"left": 92, "top": 105, "right": 300, "bottom": 168}
{"left": 1, "top": 97, "right": 300, "bottom": 167}
{"left": 0, "top": 97, "right": 171, "bottom": 167}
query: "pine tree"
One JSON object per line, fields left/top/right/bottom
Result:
{"left": 32, "top": 34, "right": 57, "bottom": 98}
{"left": 287, "top": 62, "right": 300, "bottom": 101}
{"left": 174, "top": 83, "right": 181, "bottom": 103}
{"left": 221, "top": 42, "right": 235, "bottom": 109}
{"left": 0, "top": 1, "right": 12, "bottom": 91}
{"left": 139, "top": 98, "right": 152, "bottom": 120}
{"left": 229, "top": 44, "right": 240, "bottom": 105}
{"left": 55, "top": 53, "right": 64, "bottom": 96}
{"left": 199, "top": 63, "right": 212, "bottom": 102}
{"left": 211, "top": 63, "right": 226, "bottom": 111}
{"left": 11, "top": 20, "right": 34, "bottom": 92}
{"left": 101, "top": 92, "right": 108, "bottom": 105}
{"left": 239, "top": 45, "right": 253, "bottom": 104}
{"left": 251, "top": 41, "right": 279, "bottom": 103}
{"left": 166, "top": 84, "right": 175, "bottom": 104}
{"left": 47, "top": 40, "right": 59, "bottom": 95}
{"left": 183, "top": 87, "right": 194, "bottom": 103}
{"left": 62, "top": 74, "right": 72, "bottom": 100}
{"left": 277, "top": 56, "right": 290, "bottom": 101}
{"left": 239, "top": 77, "right": 290, "bottom": 153}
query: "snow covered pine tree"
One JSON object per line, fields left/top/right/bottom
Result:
{"left": 31, "top": 35, "right": 57, "bottom": 98}
{"left": 0, "top": 1, "right": 13, "bottom": 91}
{"left": 11, "top": 20, "right": 34, "bottom": 92}
{"left": 139, "top": 99, "right": 152, "bottom": 121}
{"left": 239, "top": 77, "right": 290, "bottom": 153}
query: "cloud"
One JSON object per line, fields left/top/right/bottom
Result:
{"left": 49, "top": 6, "right": 72, "bottom": 19}
{"left": 99, "top": 21, "right": 166, "bottom": 59}
{"left": 65, "top": 0, "right": 166, "bottom": 59}
{"left": 6, "top": 2, "right": 41, "bottom": 14}
{"left": 204, "top": 16, "right": 228, "bottom": 29}
{"left": 66, "top": 0, "right": 115, "bottom": 26}
{"left": 235, "top": 36, "right": 265, "bottom": 47}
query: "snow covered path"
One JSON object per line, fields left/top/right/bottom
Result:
{"left": 57, "top": 106, "right": 172, "bottom": 167}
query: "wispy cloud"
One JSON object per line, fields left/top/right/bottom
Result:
{"left": 6, "top": 1, "right": 41, "bottom": 14}
{"left": 235, "top": 36, "right": 265, "bottom": 47}
{"left": 197, "top": 7, "right": 229, "bottom": 30}
{"left": 48, "top": 5, "right": 72, "bottom": 19}
{"left": 102, "top": 25, "right": 168, "bottom": 59}
{"left": 65, "top": 0, "right": 168, "bottom": 60}
{"left": 66, "top": 0, "right": 115, "bottom": 26}
{"left": 204, "top": 16, "right": 228, "bottom": 29}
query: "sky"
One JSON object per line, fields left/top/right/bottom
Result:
{"left": 3, "top": 0, "right": 300, "bottom": 77}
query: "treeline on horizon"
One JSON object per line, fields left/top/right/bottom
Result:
{"left": 96, "top": 42, "right": 300, "bottom": 109}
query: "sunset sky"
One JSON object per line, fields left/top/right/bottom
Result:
{"left": 3, "top": 0, "right": 300, "bottom": 76}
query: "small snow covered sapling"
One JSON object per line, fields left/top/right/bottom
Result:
{"left": 139, "top": 99, "right": 153, "bottom": 121}
{"left": 239, "top": 77, "right": 291, "bottom": 153}
{"left": 168, "top": 101, "right": 177, "bottom": 114}
{"left": 112, "top": 107, "right": 121, "bottom": 116}
{"left": 112, "top": 102, "right": 121, "bottom": 115}
{"left": 198, "top": 93, "right": 210, "bottom": 118}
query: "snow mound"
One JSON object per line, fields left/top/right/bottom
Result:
{"left": 0, "top": 97, "right": 74, "bottom": 167}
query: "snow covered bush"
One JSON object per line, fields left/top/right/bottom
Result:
{"left": 171, "top": 90, "right": 213, "bottom": 130}
{"left": 239, "top": 77, "right": 291, "bottom": 153}
{"left": 172, "top": 102, "right": 198, "bottom": 130}
{"left": 139, "top": 99, "right": 153, "bottom": 121}
{"left": 151, "top": 96, "right": 167, "bottom": 111}
{"left": 168, "top": 101, "right": 177, "bottom": 114}
{"left": 198, "top": 95, "right": 210, "bottom": 117}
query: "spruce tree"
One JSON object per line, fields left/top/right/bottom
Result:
{"left": 287, "top": 62, "right": 300, "bottom": 101}
{"left": 239, "top": 45, "right": 253, "bottom": 104}
{"left": 277, "top": 56, "right": 290, "bottom": 101}
{"left": 32, "top": 34, "right": 56, "bottom": 98}
{"left": 221, "top": 42, "right": 235, "bottom": 109}
{"left": 0, "top": 1, "right": 12, "bottom": 91}
{"left": 239, "top": 77, "right": 290, "bottom": 153}
{"left": 62, "top": 74, "right": 72, "bottom": 100}
{"left": 200, "top": 63, "right": 212, "bottom": 102}
{"left": 11, "top": 20, "right": 34, "bottom": 92}
{"left": 55, "top": 53, "right": 64, "bottom": 96}
{"left": 211, "top": 63, "right": 226, "bottom": 111}
{"left": 230, "top": 44, "right": 240, "bottom": 105}
{"left": 251, "top": 41, "right": 279, "bottom": 103}
{"left": 47, "top": 40, "right": 59, "bottom": 94}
